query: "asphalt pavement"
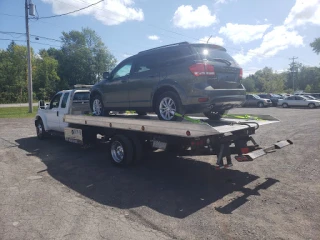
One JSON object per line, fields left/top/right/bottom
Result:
{"left": 0, "top": 107, "right": 319, "bottom": 240}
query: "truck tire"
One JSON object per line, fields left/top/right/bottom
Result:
{"left": 156, "top": 91, "right": 183, "bottom": 121}
{"left": 36, "top": 119, "right": 47, "bottom": 140}
{"left": 203, "top": 110, "right": 225, "bottom": 120}
{"left": 109, "top": 135, "right": 134, "bottom": 167}
{"left": 91, "top": 94, "right": 107, "bottom": 116}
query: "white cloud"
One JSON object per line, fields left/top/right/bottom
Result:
{"left": 123, "top": 53, "right": 132, "bottom": 58}
{"left": 284, "top": 0, "right": 320, "bottom": 28}
{"left": 41, "top": 0, "right": 144, "bottom": 25}
{"left": 233, "top": 26, "right": 304, "bottom": 65}
{"left": 219, "top": 23, "right": 271, "bottom": 44}
{"left": 148, "top": 35, "right": 160, "bottom": 40}
{"left": 173, "top": 5, "right": 217, "bottom": 29}
{"left": 264, "top": 18, "right": 268, "bottom": 22}
{"left": 198, "top": 36, "right": 224, "bottom": 46}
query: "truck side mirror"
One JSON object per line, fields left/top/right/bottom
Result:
{"left": 39, "top": 100, "right": 45, "bottom": 109}
{"left": 103, "top": 72, "right": 110, "bottom": 79}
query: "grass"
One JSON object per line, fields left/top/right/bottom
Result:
{"left": 0, "top": 106, "right": 38, "bottom": 118}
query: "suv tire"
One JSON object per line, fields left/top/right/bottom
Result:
{"left": 156, "top": 91, "right": 183, "bottom": 121}
{"left": 91, "top": 94, "right": 107, "bottom": 116}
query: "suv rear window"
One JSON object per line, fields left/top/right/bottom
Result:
{"left": 191, "top": 45, "right": 237, "bottom": 64}
{"left": 73, "top": 92, "right": 90, "bottom": 101}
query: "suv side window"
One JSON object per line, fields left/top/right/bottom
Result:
{"left": 157, "top": 46, "right": 191, "bottom": 67}
{"left": 50, "top": 93, "right": 62, "bottom": 109}
{"left": 287, "top": 96, "right": 295, "bottom": 100}
{"left": 132, "top": 55, "right": 157, "bottom": 74}
{"left": 295, "top": 96, "right": 304, "bottom": 100}
{"left": 61, "top": 92, "right": 70, "bottom": 108}
{"left": 112, "top": 61, "right": 132, "bottom": 80}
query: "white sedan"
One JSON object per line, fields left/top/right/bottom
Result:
{"left": 278, "top": 95, "right": 320, "bottom": 108}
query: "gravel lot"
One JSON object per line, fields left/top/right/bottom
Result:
{"left": 0, "top": 107, "right": 319, "bottom": 240}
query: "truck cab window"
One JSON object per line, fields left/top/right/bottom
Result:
{"left": 50, "top": 93, "right": 62, "bottom": 109}
{"left": 61, "top": 92, "right": 70, "bottom": 108}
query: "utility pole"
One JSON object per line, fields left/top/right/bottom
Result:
{"left": 25, "top": 0, "right": 34, "bottom": 113}
{"left": 289, "top": 56, "right": 298, "bottom": 92}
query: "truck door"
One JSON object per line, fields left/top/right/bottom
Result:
{"left": 58, "top": 92, "right": 70, "bottom": 132}
{"left": 46, "top": 92, "right": 62, "bottom": 131}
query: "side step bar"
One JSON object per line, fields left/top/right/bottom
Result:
{"left": 235, "top": 140, "right": 293, "bottom": 162}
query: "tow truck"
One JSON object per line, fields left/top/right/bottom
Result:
{"left": 35, "top": 88, "right": 292, "bottom": 169}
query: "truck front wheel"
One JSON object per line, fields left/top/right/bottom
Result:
{"left": 109, "top": 135, "right": 134, "bottom": 167}
{"left": 36, "top": 119, "right": 47, "bottom": 140}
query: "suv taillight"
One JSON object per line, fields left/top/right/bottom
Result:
{"left": 189, "top": 63, "right": 215, "bottom": 77}
{"left": 239, "top": 68, "right": 243, "bottom": 79}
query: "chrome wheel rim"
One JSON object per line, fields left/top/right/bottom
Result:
{"left": 37, "top": 123, "right": 43, "bottom": 136}
{"left": 111, "top": 141, "right": 124, "bottom": 163}
{"left": 159, "top": 97, "right": 176, "bottom": 120}
{"left": 93, "top": 99, "right": 102, "bottom": 115}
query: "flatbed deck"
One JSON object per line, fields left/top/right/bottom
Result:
{"left": 64, "top": 113, "right": 279, "bottom": 138}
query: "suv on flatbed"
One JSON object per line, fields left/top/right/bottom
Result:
{"left": 90, "top": 42, "right": 246, "bottom": 121}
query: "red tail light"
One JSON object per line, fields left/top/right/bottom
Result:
{"left": 189, "top": 63, "right": 215, "bottom": 77}
{"left": 239, "top": 68, "right": 243, "bottom": 79}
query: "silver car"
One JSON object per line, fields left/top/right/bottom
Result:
{"left": 278, "top": 95, "right": 320, "bottom": 108}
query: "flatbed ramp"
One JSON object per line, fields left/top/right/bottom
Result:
{"left": 63, "top": 113, "right": 291, "bottom": 168}
{"left": 64, "top": 114, "right": 279, "bottom": 137}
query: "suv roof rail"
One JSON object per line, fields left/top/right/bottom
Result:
{"left": 138, "top": 42, "right": 189, "bottom": 54}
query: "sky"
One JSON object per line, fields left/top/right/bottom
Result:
{"left": 0, "top": 0, "right": 319, "bottom": 77}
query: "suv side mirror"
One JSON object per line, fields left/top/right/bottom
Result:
{"left": 103, "top": 72, "right": 110, "bottom": 79}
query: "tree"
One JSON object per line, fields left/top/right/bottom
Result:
{"left": 58, "top": 27, "right": 116, "bottom": 87}
{"left": 33, "top": 49, "right": 60, "bottom": 100}
{"left": 310, "top": 38, "right": 320, "bottom": 55}
{"left": 0, "top": 42, "right": 29, "bottom": 103}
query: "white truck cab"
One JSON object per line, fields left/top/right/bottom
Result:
{"left": 35, "top": 89, "right": 90, "bottom": 138}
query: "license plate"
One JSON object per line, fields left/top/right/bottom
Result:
{"left": 64, "top": 127, "right": 83, "bottom": 145}
{"left": 152, "top": 140, "right": 167, "bottom": 150}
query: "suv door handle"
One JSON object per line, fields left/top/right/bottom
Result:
{"left": 148, "top": 75, "right": 156, "bottom": 78}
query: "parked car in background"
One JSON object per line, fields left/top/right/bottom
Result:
{"left": 303, "top": 95, "right": 318, "bottom": 100}
{"left": 258, "top": 93, "right": 283, "bottom": 106}
{"left": 295, "top": 93, "right": 320, "bottom": 99}
{"left": 242, "top": 94, "right": 272, "bottom": 108}
{"left": 278, "top": 95, "right": 320, "bottom": 108}
{"left": 90, "top": 42, "right": 246, "bottom": 121}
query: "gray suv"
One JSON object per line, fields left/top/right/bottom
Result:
{"left": 90, "top": 42, "right": 246, "bottom": 121}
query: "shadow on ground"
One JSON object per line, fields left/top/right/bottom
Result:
{"left": 16, "top": 136, "right": 279, "bottom": 218}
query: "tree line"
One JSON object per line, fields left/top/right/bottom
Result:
{"left": 0, "top": 27, "right": 116, "bottom": 103}
{"left": 242, "top": 37, "right": 320, "bottom": 94}
{"left": 0, "top": 30, "right": 319, "bottom": 103}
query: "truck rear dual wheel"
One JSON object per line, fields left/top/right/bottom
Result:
{"left": 109, "top": 134, "right": 143, "bottom": 166}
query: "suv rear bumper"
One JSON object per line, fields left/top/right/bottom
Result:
{"left": 184, "top": 88, "right": 246, "bottom": 113}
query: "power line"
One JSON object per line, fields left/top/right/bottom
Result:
{"left": 0, "top": 31, "right": 63, "bottom": 43}
{"left": 38, "top": 0, "right": 103, "bottom": 19}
